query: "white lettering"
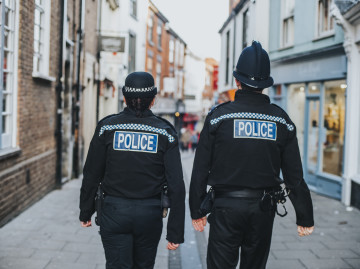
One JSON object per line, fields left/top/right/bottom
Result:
{"left": 141, "top": 135, "right": 148, "bottom": 150}
{"left": 245, "top": 122, "right": 252, "bottom": 136}
{"left": 148, "top": 136, "right": 154, "bottom": 150}
{"left": 268, "top": 123, "right": 274, "bottom": 138}
{"left": 131, "top": 134, "right": 138, "bottom": 149}
{"left": 261, "top": 123, "right": 267, "bottom": 137}
{"left": 118, "top": 133, "right": 124, "bottom": 148}
{"left": 124, "top": 134, "right": 131, "bottom": 148}
{"left": 238, "top": 121, "right": 245, "bottom": 136}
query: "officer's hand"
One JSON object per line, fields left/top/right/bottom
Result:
{"left": 297, "top": 225, "right": 314, "bottom": 237}
{"left": 192, "top": 217, "right": 207, "bottom": 232}
{"left": 167, "top": 242, "right": 180, "bottom": 250}
{"left": 80, "top": 220, "right": 92, "bottom": 227}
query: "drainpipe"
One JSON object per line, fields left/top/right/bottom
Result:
{"left": 73, "top": 0, "right": 84, "bottom": 178}
{"left": 96, "top": 0, "right": 102, "bottom": 122}
{"left": 232, "top": 10, "right": 237, "bottom": 89}
{"left": 55, "top": 0, "right": 65, "bottom": 188}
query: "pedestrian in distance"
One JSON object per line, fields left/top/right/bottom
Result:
{"left": 79, "top": 72, "right": 186, "bottom": 269}
{"left": 189, "top": 41, "right": 314, "bottom": 269}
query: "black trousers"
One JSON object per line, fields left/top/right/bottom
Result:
{"left": 100, "top": 195, "right": 163, "bottom": 269}
{"left": 207, "top": 197, "right": 275, "bottom": 269}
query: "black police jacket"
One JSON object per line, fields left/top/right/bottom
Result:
{"left": 189, "top": 90, "right": 314, "bottom": 227}
{"left": 79, "top": 107, "right": 186, "bottom": 243}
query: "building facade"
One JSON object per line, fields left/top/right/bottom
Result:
{"left": 268, "top": 0, "right": 346, "bottom": 201}
{"left": 218, "top": 0, "right": 270, "bottom": 102}
{"left": 332, "top": 0, "right": 360, "bottom": 208}
{"left": 0, "top": 0, "right": 60, "bottom": 225}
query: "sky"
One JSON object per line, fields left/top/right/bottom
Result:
{"left": 151, "top": 0, "right": 229, "bottom": 61}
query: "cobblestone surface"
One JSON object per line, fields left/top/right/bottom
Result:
{"left": 0, "top": 152, "right": 359, "bottom": 268}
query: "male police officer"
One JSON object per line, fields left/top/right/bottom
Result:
{"left": 189, "top": 41, "right": 314, "bottom": 269}
{"left": 80, "top": 72, "right": 185, "bottom": 269}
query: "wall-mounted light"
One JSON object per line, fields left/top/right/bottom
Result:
{"left": 311, "top": 85, "right": 317, "bottom": 90}
{"left": 340, "top": 84, "right": 347, "bottom": 89}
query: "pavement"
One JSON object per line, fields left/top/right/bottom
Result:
{"left": 0, "top": 151, "right": 360, "bottom": 269}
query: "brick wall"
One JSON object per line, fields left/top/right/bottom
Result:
{"left": 0, "top": 0, "right": 60, "bottom": 226}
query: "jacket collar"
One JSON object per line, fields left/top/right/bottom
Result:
{"left": 124, "top": 107, "right": 154, "bottom": 117}
{"left": 234, "top": 89, "right": 270, "bottom": 104}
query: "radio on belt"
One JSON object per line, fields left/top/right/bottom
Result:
{"left": 113, "top": 131, "right": 158, "bottom": 153}
{"left": 234, "top": 119, "right": 277, "bottom": 141}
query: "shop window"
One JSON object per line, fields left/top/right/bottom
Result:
{"left": 322, "top": 80, "right": 345, "bottom": 176}
{"left": 308, "top": 82, "right": 320, "bottom": 95}
{"left": 317, "top": 0, "right": 334, "bottom": 37}
{"left": 281, "top": 0, "right": 295, "bottom": 48}
{"left": 287, "top": 84, "right": 306, "bottom": 159}
{"left": 33, "top": 0, "right": 51, "bottom": 77}
{"left": 130, "top": 0, "right": 137, "bottom": 18}
{"left": 270, "top": 85, "right": 285, "bottom": 108}
{"left": 0, "top": 0, "right": 18, "bottom": 150}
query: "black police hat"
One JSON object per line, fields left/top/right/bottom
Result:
{"left": 233, "top": 41, "right": 274, "bottom": 89}
{"left": 122, "top": 72, "right": 158, "bottom": 98}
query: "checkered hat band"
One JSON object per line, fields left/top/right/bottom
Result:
{"left": 99, "top": 123, "right": 175, "bottom": 142}
{"left": 210, "top": 112, "right": 294, "bottom": 131}
{"left": 124, "top": 86, "right": 155, "bottom": 93}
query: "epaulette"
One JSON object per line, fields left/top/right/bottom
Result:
{"left": 208, "top": 101, "right": 230, "bottom": 116}
{"left": 155, "top": 115, "right": 177, "bottom": 133}
{"left": 98, "top": 113, "right": 118, "bottom": 124}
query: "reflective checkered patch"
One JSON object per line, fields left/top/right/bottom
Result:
{"left": 99, "top": 123, "right": 175, "bottom": 143}
{"left": 234, "top": 120, "right": 277, "bottom": 141}
{"left": 113, "top": 131, "right": 158, "bottom": 153}
{"left": 210, "top": 112, "right": 294, "bottom": 131}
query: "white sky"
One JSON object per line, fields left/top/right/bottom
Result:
{"left": 151, "top": 0, "right": 229, "bottom": 61}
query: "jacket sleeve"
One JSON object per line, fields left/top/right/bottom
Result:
{"left": 281, "top": 125, "right": 314, "bottom": 227}
{"left": 189, "top": 116, "right": 215, "bottom": 219}
{"left": 164, "top": 135, "right": 185, "bottom": 244}
{"left": 79, "top": 124, "right": 107, "bottom": 222}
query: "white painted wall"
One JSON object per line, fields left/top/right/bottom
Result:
{"left": 184, "top": 53, "right": 206, "bottom": 114}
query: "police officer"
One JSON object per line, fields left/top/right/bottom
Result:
{"left": 189, "top": 41, "right": 314, "bottom": 269}
{"left": 79, "top": 72, "right": 185, "bottom": 269}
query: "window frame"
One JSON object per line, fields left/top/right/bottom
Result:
{"left": 129, "top": 0, "right": 137, "bottom": 19}
{"left": 225, "top": 30, "right": 230, "bottom": 85}
{"left": 32, "top": 0, "right": 52, "bottom": 79}
{"left": 157, "top": 19, "right": 162, "bottom": 49}
{"left": 0, "top": 0, "right": 19, "bottom": 152}
{"left": 280, "top": 0, "right": 295, "bottom": 48}
{"left": 147, "top": 11, "right": 154, "bottom": 44}
{"left": 315, "top": 0, "right": 335, "bottom": 39}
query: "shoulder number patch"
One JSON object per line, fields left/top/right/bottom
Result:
{"left": 113, "top": 131, "right": 158, "bottom": 153}
{"left": 234, "top": 119, "right": 277, "bottom": 141}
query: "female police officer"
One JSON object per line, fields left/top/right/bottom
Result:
{"left": 79, "top": 72, "right": 185, "bottom": 269}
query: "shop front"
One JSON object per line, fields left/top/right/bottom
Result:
{"left": 270, "top": 49, "right": 347, "bottom": 199}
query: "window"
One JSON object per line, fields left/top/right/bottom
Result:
{"left": 322, "top": 80, "right": 345, "bottom": 176}
{"left": 130, "top": 0, "right": 137, "bottom": 18}
{"left": 179, "top": 43, "right": 185, "bottom": 66}
{"left": 156, "top": 58, "right": 161, "bottom": 90}
{"left": 157, "top": 19, "right": 162, "bottom": 48}
{"left": 147, "top": 12, "right": 154, "bottom": 43}
{"left": 33, "top": 0, "right": 51, "bottom": 76}
{"left": 128, "top": 33, "right": 136, "bottom": 73}
{"left": 281, "top": 0, "right": 294, "bottom": 47}
{"left": 169, "top": 38, "right": 174, "bottom": 64}
{"left": 146, "top": 50, "right": 153, "bottom": 74}
{"left": 225, "top": 30, "right": 230, "bottom": 85}
{"left": 0, "top": 0, "right": 18, "bottom": 150}
{"left": 242, "top": 9, "right": 249, "bottom": 49}
{"left": 317, "top": 0, "right": 334, "bottom": 37}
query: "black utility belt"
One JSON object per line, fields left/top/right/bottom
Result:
{"left": 215, "top": 189, "right": 265, "bottom": 199}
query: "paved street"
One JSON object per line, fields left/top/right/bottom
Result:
{"left": 1, "top": 152, "right": 360, "bottom": 269}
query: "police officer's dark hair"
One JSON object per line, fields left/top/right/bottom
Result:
{"left": 241, "top": 84, "right": 264, "bottom": 92}
{"left": 125, "top": 96, "right": 154, "bottom": 118}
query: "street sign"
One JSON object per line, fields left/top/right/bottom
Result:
{"left": 100, "top": 36, "right": 126, "bottom": 52}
